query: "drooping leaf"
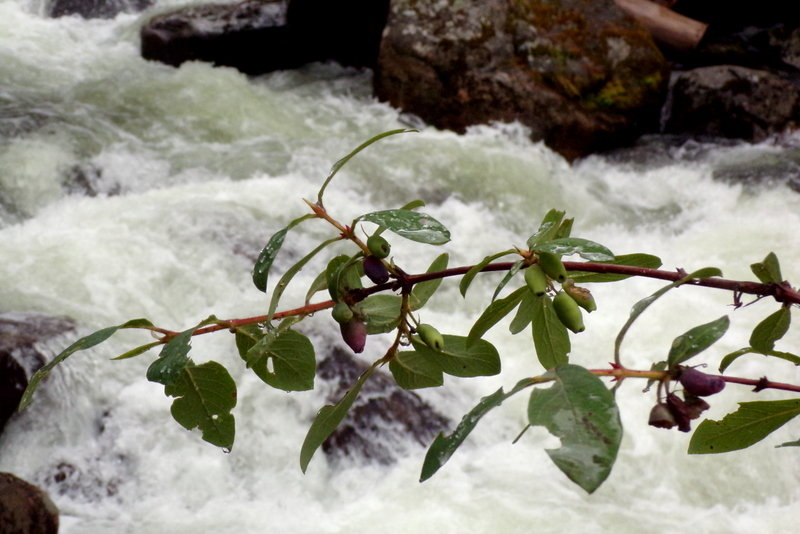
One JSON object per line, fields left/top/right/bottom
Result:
{"left": 567, "top": 253, "right": 663, "bottom": 283}
{"left": 459, "top": 249, "right": 517, "bottom": 297}
{"left": 719, "top": 347, "right": 800, "bottom": 373}
{"left": 527, "top": 364, "right": 623, "bottom": 493}
{"left": 491, "top": 259, "right": 525, "bottom": 302}
{"left": 19, "top": 318, "right": 154, "bottom": 410}
{"left": 467, "top": 286, "right": 527, "bottom": 346}
{"left": 304, "top": 269, "right": 329, "bottom": 305}
{"left": 777, "top": 439, "right": 800, "bottom": 448}
{"left": 360, "top": 210, "right": 451, "bottom": 245}
{"left": 165, "top": 361, "right": 237, "bottom": 450}
{"left": 509, "top": 289, "right": 537, "bottom": 334}
{"left": 527, "top": 209, "right": 565, "bottom": 249}
{"left": 531, "top": 294, "right": 570, "bottom": 369}
{"left": 420, "top": 378, "right": 535, "bottom": 481}
{"left": 111, "top": 342, "right": 161, "bottom": 360}
{"left": 300, "top": 364, "right": 377, "bottom": 472}
{"left": 247, "top": 329, "right": 316, "bottom": 391}
{"left": 614, "top": 267, "right": 722, "bottom": 366}
{"left": 147, "top": 316, "right": 220, "bottom": 386}
{"left": 534, "top": 238, "right": 614, "bottom": 262}
{"left": 252, "top": 214, "right": 315, "bottom": 292}
{"left": 317, "top": 129, "right": 414, "bottom": 204}
{"left": 325, "top": 255, "right": 358, "bottom": 301}
{"left": 410, "top": 253, "right": 449, "bottom": 310}
{"left": 750, "top": 307, "right": 791, "bottom": 353}
{"left": 390, "top": 350, "right": 444, "bottom": 389}
{"left": 750, "top": 252, "right": 782, "bottom": 284}
{"left": 360, "top": 294, "right": 402, "bottom": 334}
{"left": 667, "top": 315, "right": 730, "bottom": 367}
{"left": 411, "top": 335, "right": 500, "bottom": 378}
{"left": 689, "top": 399, "right": 800, "bottom": 454}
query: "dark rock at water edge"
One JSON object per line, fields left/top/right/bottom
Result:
{"left": 0, "top": 312, "right": 76, "bottom": 434}
{"left": 140, "top": 0, "right": 389, "bottom": 75}
{"left": 0, "top": 473, "right": 59, "bottom": 534}
{"left": 318, "top": 347, "right": 449, "bottom": 465}
{"left": 50, "top": 0, "right": 151, "bottom": 19}
{"left": 374, "top": 0, "right": 669, "bottom": 161}
{"left": 664, "top": 65, "right": 800, "bottom": 141}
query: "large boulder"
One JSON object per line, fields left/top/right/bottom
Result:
{"left": 664, "top": 65, "right": 800, "bottom": 140}
{"left": 374, "top": 0, "right": 669, "bottom": 160}
{"left": 0, "top": 473, "right": 59, "bottom": 534}
{"left": 140, "top": 0, "right": 389, "bottom": 74}
{"left": 318, "top": 347, "right": 449, "bottom": 465}
{"left": 0, "top": 313, "right": 76, "bottom": 435}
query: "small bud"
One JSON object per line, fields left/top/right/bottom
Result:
{"left": 537, "top": 251, "right": 567, "bottom": 283}
{"left": 340, "top": 319, "right": 367, "bottom": 353}
{"left": 524, "top": 264, "right": 548, "bottom": 296}
{"left": 417, "top": 324, "right": 445, "bottom": 351}
{"left": 648, "top": 403, "right": 677, "bottom": 429}
{"left": 562, "top": 279, "right": 597, "bottom": 312}
{"left": 553, "top": 291, "right": 585, "bottom": 333}
{"left": 331, "top": 301, "right": 354, "bottom": 324}
{"left": 679, "top": 367, "right": 726, "bottom": 397}
{"left": 366, "top": 234, "right": 391, "bottom": 259}
{"left": 363, "top": 256, "right": 389, "bottom": 284}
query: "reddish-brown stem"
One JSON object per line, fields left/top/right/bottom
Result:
{"left": 587, "top": 368, "right": 800, "bottom": 393}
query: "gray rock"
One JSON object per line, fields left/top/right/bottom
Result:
{"left": 50, "top": 0, "right": 151, "bottom": 19}
{"left": 664, "top": 65, "right": 800, "bottom": 140}
{"left": 374, "top": 0, "right": 669, "bottom": 161}
{"left": 0, "top": 473, "right": 59, "bottom": 534}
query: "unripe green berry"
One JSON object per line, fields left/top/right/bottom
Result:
{"left": 553, "top": 291, "right": 585, "bottom": 333}
{"left": 367, "top": 234, "right": 391, "bottom": 259}
{"left": 537, "top": 251, "right": 567, "bottom": 283}
{"left": 562, "top": 279, "right": 597, "bottom": 312}
{"left": 417, "top": 323, "right": 445, "bottom": 351}
{"left": 331, "top": 301, "right": 354, "bottom": 324}
{"left": 524, "top": 264, "right": 548, "bottom": 296}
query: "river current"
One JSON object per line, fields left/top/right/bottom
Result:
{"left": 2, "top": 2, "right": 800, "bottom": 532}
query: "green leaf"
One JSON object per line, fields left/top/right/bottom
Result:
{"left": 165, "top": 361, "right": 237, "bottom": 450}
{"left": 750, "top": 252, "right": 782, "bottom": 284}
{"left": 247, "top": 329, "right": 316, "bottom": 391}
{"left": 304, "top": 269, "right": 329, "bottom": 305}
{"left": 689, "top": 399, "right": 800, "bottom": 454}
{"left": 19, "top": 318, "right": 154, "bottom": 410}
{"left": 534, "top": 238, "right": 614, "bottom": 262}
{"left": 531, "top": 294, "right": 570, "bottom": 369}
{"left": 300, "top": 363, "right": 377, "bottom": 472}
{"left": 555, "top": 218, "right": 574, "bottom": 239}
{"left": 528, "top": 364, "right": 623, "bottom": 493}
{"left": 567, "top": 253, "right": 663, "bottom": 283}
{"left": 459, "top": 249, "right": 516, "bottom": 297}
{"left": 266, "top": 236, "right": 340, "bottom": 320}
{"left": 667, "top": 315, "right": 730, "bottom": 367}
{"left": 360, "top": 294, "right": 402, "bottom": 334}
{"left": 509, "top": 289, "right": 537, "bottom": 334}
{"left": 491, "top": 259, "right": 525, "bottom": 302}
{"left": 777, "top": 438, "right": 800, "bottom": 448}
{"left": 325, "top": 255, "right": 357, "bottom": 301}
{"left": 111, "top": 342, "right": 161, "bottom": 360}
{"left": 411, "top": 335, "right": 500, "bottom": 378}
{"left": 750, "top": 307, "right": 791, "bottom": 353}
{"left": 146, "top": 330, "right": 194, "bottom": 386}
{"left": 420, "top": 378, "right": 535, "bottom": 481}
{"left": 467, "top": 286, "right": 527, "bottom": 346}
{"left": 360, "top": 210, "right": 450, "bottom": 245}
{"left": 389, "top": 350, "right": 444, "bottom": 389}
{"left": 252, "top": 214, "right": 315, "bottom": 293}
{"left": 409, "top": 253, "right": 449, "bottom": 310}
{"left": 719, "top": 347, "right": 800, "bottom": 373}
{"left": 614, "top": 267, "right": 722, "bottom": 366}
{"left": 317, "top": 129, "right": 414, "bottom": 204}
{"left": 527, "top": 209, "right": 565, "bottom": 249}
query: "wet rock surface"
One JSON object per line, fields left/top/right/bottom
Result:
{"left": 50, "top": 0, "right": 151, "bottom": 19}
{"left": 0, "top": 472, "right": 59, "bottom": 534}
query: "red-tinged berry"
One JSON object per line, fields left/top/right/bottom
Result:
{"left": 340, "top": 319, "right": 367, "bottom": 353}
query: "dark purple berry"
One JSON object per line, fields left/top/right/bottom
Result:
{"left": 648, "top": 403, "right": 677, "bottom": 429}
{"left": 363, "top": 256, "right": 389, "bottom": 285}
{"left": 666, "top": 393, "right": 692, "bottom": 432}
{"left": 679, "top": 367, "right": 726, "bottom": 397}
{"left": 340, "top": 319, "right": 367, "bottom": 353}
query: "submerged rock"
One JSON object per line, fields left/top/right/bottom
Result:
{"left": 374, "top": 0, "right": 669, "bottom": 160}
{"left": 50, "top": 0, "right": 151, "bottom": 19}
{"left": 664, "top": 65, "right": 800, "bottom": 140}
{"left": 0, "top": 472, "right": 59, "bottom": 534}
{"left": 0, "top": 312, "right": 76, "bottom": 435}
{"left": 318, "top": 347, "right": 449, "bottom": 465}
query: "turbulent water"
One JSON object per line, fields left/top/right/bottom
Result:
{"left": 2, "top": 2, "right": 800, "bottom": 533}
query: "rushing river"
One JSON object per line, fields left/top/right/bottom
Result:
{"left": 2, "top": 2, "right": 800, "bottom": 532}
